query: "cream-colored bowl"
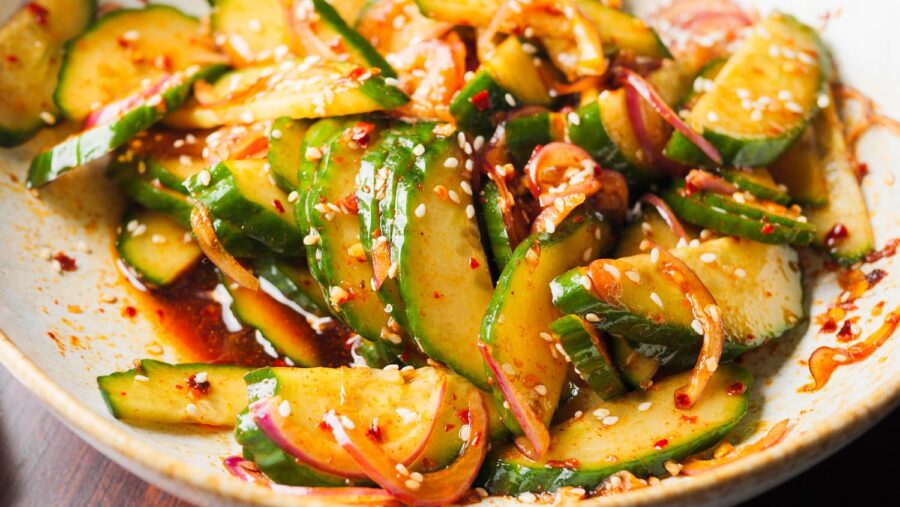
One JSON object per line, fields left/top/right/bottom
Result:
{"left": 1, "top": 0, "right": 898, "bottom": 505}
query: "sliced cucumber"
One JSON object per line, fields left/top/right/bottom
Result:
{"left": 0, "top": 0, "right": 95, "bottom": 146}
{"left": 165, "top": 60, "right": 408, "bottom": 129}
{"left": 481, "top": 365, "right": 751, "bottom": 494}
{"left": 27, "top": 65, "right": 225, "bottom": 188}
{"left": 552, "top": 237, "right": 804, "bottom": 353}
{"left": 393, "top": 135, "right": 493, "bottom": 389}
{"left": 482, "top": 212, "right": 612, "bottom": 435}
{"left": 185, "top": 159, "right": 302, "bottom": 255}
{"left": 226, "top": 282, "right": 324, "bottom": 366}
{"left": 484, "top": 37, "right": 551, "bottom": 106}
{"left": 297, "top": 118, "right": 349, "bottom": 207}
{"left": 55, "top": 5, "right": 222, "bottom": 121}
{"left": 116, "top": 209, "right": 201, "bottom": 287}
{"left": 665, "top": 13, "right": 830, "bottom": 166}
{"left": 268, "top": 117, "right": 310, "bottom": 192}
{"left": 304, "top": 124, "right": 396, "bottom": 343}
{"left": 574, "top": 0, "right": 670, "bottom": 59}
{"left": 807, "top": 99, "right": 874, "bottom": 263}
{"left": 613, "top": 207, "right": 696, "bottom": 258}
{"left": 98, "top": 359, "right": 250, "bottom": 426}
{"left": 552, "top": 315, "right": 625, "bottom": 400}
{"left": 477, "top": 180, "right": 515, "bottom": 274}
{"left": 414, "top": 0, "right": 500, "bottom": 27}
{"left": 720, "top": 168, "right": 790, "bottom": 205}
{"left": 255, "top": 259, "right": 329, "bottom": 317}
{"left": 210, "top": 0, "right": 290, "bottom": 65}
{"left": 608, "top": 335, "right": 658, "bottom": 390}
{"left": 308, "top": 0, "right": 396, "bottom": 77}
{"left": 504, "top": 112, "right": 556, "bottom": 168}
{"left": 108, "top": 158, "right": 196, "bottom": 227}
{"left": 769, "top": 124, "right": 828, "bottom": 207}
{"left": 677, "top": 56, "right": 726, "bottom": 111}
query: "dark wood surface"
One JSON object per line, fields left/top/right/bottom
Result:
{"left": 0, "top": 365, "right": 895, "bottom": 506}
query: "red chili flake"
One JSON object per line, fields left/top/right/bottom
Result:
{"left": 546, "top": 458, "right": 581, "bottom": 469}
{"left": 272, "top": 199, "right": 285, "bottom": 213}
{"left": 433, "top": 291, "right": 441, "bottom": 299}
{"left": 174, "top": 384, "right": 184, "bottom": 390}
{"left": 443, "top": 423, "right": 456, "bottom": 432}
{"left": 155, "top": 308, "right": 165, "bottom": 320}
{"left": 469, "top": 90, "right": 491, "bottom": 111}
{"left": 120, "top": 391, "right": 127, "bottom": 396}
{"left": 865, "top": 268, "right": 888, "bottom": 288}
{"left": 187, "top": 374, "right": 211, "bottom": 394}
{"left": 365, "top": 422, "right": 383, "bottom": 443}
{"left": 26, "top": 2, "right": 49, "bottom": 25}
{"left": 824, "top": 223, "right": 848, "bottom": 247}
{"left": 53, "top": 252, "right": 77, "bottom": 271}
{"left": 864, "top": 238, "right": 900, "bottom": 264}
{"left": 348, "top": 67, "right": 367, "bottom": 81}
{"left": 836, "top": 320, "right": 855, "bottom": 342}
{"left": 456, "top": 408, "right": 470, "bottom": 424}
{"left": 123, "top": 306, "right": 138, "bottom": 318}
{"left": 350, "top": 122, "right": 376, "bottom": 148}
{"left": 318, "top": 420, "right": 333, "bottom": 431}
{"left": 684, "top": 180, "right": 698, "bottom": 196}
{"left": 820, "top": 318, "right": 838, "bottom": 334}
{"left": 468, "top": 257, "right": 480, "bottom": 269}
{"left": 760, "top": 222, "right": 775, "bottom": 235}
{"left": 727, "top": 382, "right": 746, "bottom": 396}
{"left": 5, "top": 55, "right": 19, "bottom": 63}
{"left": 271, "top": 359, "right": 288, "bottom": 367}
{"left": 653, "top": 439, "right": 669, "bottom": 449}
{"left": 340, "top": 193, "right": 359, "bottom": 214}
{"left": 674, "top": 392, "right": 691, "bottom": 409}
{"left": 679, "top": 414, "right": 698, "bottom": 424}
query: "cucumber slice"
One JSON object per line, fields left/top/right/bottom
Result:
{"left": 210, "top": 0, "right": 290, "bottom": 65}
{"left": 807, "top": 99, "right": 874, "bottom": 263}
{"left": 98, "top": 359, "right": 250, "bottom": 426}
{"left": 116, "top": 209, "right": 201, "bottom": 287}
{"left": 55, "top": 5, "right": 223, "bottom": 121}
{"left": 698, "top": 191, "right": 814, "bottom": 237}
{"left": 769, "top": 124, "right": 828, "bottom": 207}
{"left": 484, "top": 37, "right": 551, "bottom": 106}
{"left": 552, "top": 237, "right": 804, "bottom": 353}
{"left": 297, "top": 118, "right": 348, "bottom": 203}
{"left": 165, "top": 60, "right": 408, "bottom": 129}
{"left": 226, "top": 283, "right": 324, "bottom": 367}
{"left": 677, "top": 56, "right": 726, "bottom": 111}
{"left": 665, "top": 13, "right": 830, "bottom": 167}
{"left": 108, "top": 158, "right": 196, "bottom": 227}
{"left": 552, "top": 315, "right": 625, "bottom": 400}
{"left": 304, "top": 125, "right": 397, "bottom": 343}
{"left": 268, "top": 117, "right": 310, "bottom": 192}
{"left": 309, "top": 0, "right": 396, "bottom": 77}
{"left": 185, "top": 159, "right": 302, "bottom": 255}
{"left": 393, "top": 135, "right": 493, "bottom": 389}
{"left": 0, "top": 0, "right": 95, "bottom": 146}
{"left": 481, "top": 365, "right": 751, "bottom": 494}
{"left": 449, "top": 70, "right": 509, "bottom": 137}
{"left": 607, "top": 335, "right": 658, "bottom": 390}
{"left": 27, "top": 65, "right": 226, "bottom": 188}
{"left": 613, "top": 207, "right": 697, "bottom": 258}
{"left": 477, "top": 180, "right": 515, "bottom": 274}
{"left": 255, "top": 259, "right": 330, "bottom": 317}
{"left": 482, "top": 213, "right": 613, "bottom": 435}
{"left": 720, "top": 168, "right": 790, "bottom": 205}
{"left": 574, "top": 0, "right": 670, "bottom": 59}
{"left": 415, "top": 0, "right": 500, "bottom": 27}
{"left": 504, "top": 112, "right": 554, "bottom": 168}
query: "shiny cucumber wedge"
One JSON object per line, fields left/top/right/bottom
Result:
{"left": 226, "top": 282, "right": 324, "bottom": 367}
{"left": 98, "top": 359, "right": 250, "bottom": 426}
{"left": 165, "top": 59, "right": 408, "bottom": 129}
{"left": 769, "top": 123, "right": 829, "bottom": 207}
{"left": 185, "top": 159, "right": 302, "bottom": 255}
{"left": 720, "top": 168, "right": 790, "bottom": 205}
{"left": 806, "top": 98, "right": 874, "bottom": 263}
{"left": 551, "top": 315, "right": 626, "bottom": 400}
{"left": 665, "top": 13, "right": 830, "bottom": 167}
{"left": 304, "top": 124, "right": 398, "bottom": 343}
{"left": 27, "top": 64, "right": 226, "bottom": 188}
{"left": 255, "top": 259, "right": 330, "bottom": 317}
{"left": 393, "top": 134, "right": 493, "bottom": 389}
{"left": 552, "top": 236, "right": 804, "bottom": 353}
{"left": 480, "top": 365, "right": 751, "bottom": 495}
{"left": 613, "top": 206, "right": 698, "bottom": 258}
{"left": 116, "top": 209, "right": 201, "bottom": 287}
{"left": 476, "top": 180, "right": 515, "bottom": 274}
{"left": 504, "top": 111, "right": 564, "bottom": 168}
{"left": 268, "top": 116, "right": 310, "bottom": 192}
{"left": 295, "top": 118, "right": 348, "bottom": 233}
{"left": 608, "top": 335, "right": 659, "bottom": 390}
{"left": 481, "top": 212, "right": 612, "bottom": 440}
{"left": 0, "top": 0, "right": 95, "bottom": 146}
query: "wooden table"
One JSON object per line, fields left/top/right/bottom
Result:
{"left": 0, "top": 365, "right": 895, "bottom": 506}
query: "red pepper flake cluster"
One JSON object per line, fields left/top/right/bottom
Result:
{"left": 349, "top": 122, "right": 376, "bottom": 149}
{"left": 727, "top": 382, "right": 747, "bottom": 396}
{"left": 5, "top": 55, "right": 19, "bottom": 63}
{"left": 26, "top": 2, "right": 49, "bottom": 25}
{"left": 340, "top": 193, "right": 359, "bottom": 214}
{"left": 469, "top": 90, "right": 491, "bottom": 111}
{"left": 863, "top": 238, "right": 899, "bottom": 263}
{"left": 187, "top": 374, "right": 211, "bottom": 394}
{"left": 865, "top": 268, "right": 887, "bottom": 288}
{"left": 53, "top": 252, "right": 77, "bottom": 272}
{"left": 365, "top": 421, "right": 383, "bottom": 443}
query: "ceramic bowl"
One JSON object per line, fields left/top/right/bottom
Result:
{"left": 1, "top": 0, "right": 898, "bottom": 505}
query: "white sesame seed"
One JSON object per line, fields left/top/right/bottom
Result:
{"left": 519, "top": 492, "right": 537, "bottom": 503}
{"left": 592, "top": 408, "right": 610, "bottom": 418}
{"left": 475, "top": 487, "right": 489, "bottom": 498}
{"left": 448, "top": 190, "right": 460, "bottom": 203}
{"left": 465, "top": 159, "right": 474, "bottom": 171}
{"left": 383, "top": 364, "right": 400, "bottom": 371}
{"left": 573, "top": 410, "right": 583, "bottom": 419}
{"left": 305, "top": 146, "right": 323, "bottom": 160}
{"left": 394, "top": 463, "right": 409, "bottom": 476}
{"left": 413, "top": 144, "right": 425, "bottom": 156}
{"left": 832, "top": 353, "right": 848, "bottom": 363}
{"left": 388, "top": 262, "right": 399, "bottom": 279}
{"left": 602, "top": 416, "right": 619, "bottom": 426}
{"left": 706, "top": 111, "right": 719, "bottom": 122}
{"left": 777, "top": 90, "right": 793, "bottom": 101}
{"left": 396, "top": 407, "right": 418, "bottom": 423}
{"left": 534, "top": 384, "right": 548, "bottom": 395}
{"left": 131, "top": 224, "right": 147, "bottom": 237}
{"left": 40, "top": 111, "right": 56, "bottom": 125}
{"left": 650, "top": 248, "right": 660, "bottom": 264}
{"left": 409, "top": 472, "right": 424, "bottom": 482}
{"left": 287, "top": 191, "right": 300, "bottom": 203}
{"left": 582, "top": 247, "right": 592, "bottom": 262}
{"left": 134, "top": 374, "right": 150, "bottom": 382}
{"left": 303, "top": 232, "right": 320, "bottom": 245}
{"left": 473, "top": 136, "right": 485, "bottom": 151}
{"left": 650, "top": 292, "right": 663, "bottom": 308}
{"left": 700, "top": 252, "right": 717, "bottom": 263}
{"left": 194, "top": 371, "right": 208, "bottom": 384}
{"left": 150, "top": 234, "right": 166, "bottom": 245}
{"left": 638, "top": 402, "right": 652, "bottom": 412}
{"left": 444, "top": 157, "right": 459, "bottom": 168}
{"left": 270, "top": 129, "right": 283, "bottom": 140}
{"left": 505, "top": 93, "right": 517, "bottom": 107}
{"left": 122, "top": 30, "right": 139, "bottom": 41}
{"left": 459, "top": 424, "right": 471, "bottom": 441}
{"left": 785, "top": 101, "right": 803, "bottom": 114}
{"left": 459, "top": 181, "right": 472, "bottom": 195}
{"left": 466, "top": 204, "right": 475, "bottom": 219}
{"left": 240, "top": 110, "right": 255, "bottom": 123}
{"left": 185, "top": 403, "right": 198, "bottom": 416}
{"left": 625, "top": 271, "right": 641, "bottom": 283}
{"left": 734, "top": 268, "right": 747, "bottom": 279}
{"left": 279, "top": 400, "right": 292, "bottom": 417}
{"left": 602, "top": 263, "right": 621, "bottom": 280}
{"left": 579, "top": 275, "right": 592, "bottom": 290}
{"left": 340, "top": 415, "right": 355, "bottom": 429}
{"left": 568, "top": 112, "right": 581, "bottom": 126}
{"left": 197, "top": 170, "right": 211, "bottom": 186}
{"left": 691, "top": 319, "right": 704, "bottom": 335}
{"left": 405, "top": 479, "right": 421, "bottom": 490}
{"left": 414, "top": 203, "right": 426, "bottom": 217}
{"left": 585, "top": 313, "right": 601, "bottom": 323}
{"left": 539, "top": 332, "right": 553, "bottom": 342}
{"left": 502, "top": 363, "right": 516, "bottom": 375}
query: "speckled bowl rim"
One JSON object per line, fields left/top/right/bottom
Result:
{"left": 1, "top": 323, "right": 898, "bottom": 506}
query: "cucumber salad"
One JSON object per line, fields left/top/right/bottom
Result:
{"left": 2, "top": 0, "right": 890, "bottom": 504}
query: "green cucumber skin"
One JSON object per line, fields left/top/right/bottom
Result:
{"left": 27, "top": 65, "right": 227, "bottom": 188}
{"left": 359, "top": 76, "right": 410, "bottom": 109}
{"left": 665, "top": 128, "right": 805, "bottom": 168}
{"left": 477, "top": 181, "right": 514, "bottom": 276}
{"left": 295, "top": 119, "right": 348, "bottom": 238}
{"left": 357, "top": 131, "right": 401, "bottom": 252}
{"left": 551, "top": 315, "right": 625, "bottom": 400}
{"left": 311, "top": 0, "right": 396, "bottom": 78}
{"left": 550, "top": 268, "right": 751, "bottom": 358}
{"left": 505, "top": 113, "right": 553, "bottom": 167}
{"left": 720, "top": 169, "right": 790, "bottom": 205}
{"left": 254, "top": 259, "right": 330, "bottom": 317}
{"left": 567, "top": 102, "right": 658, "bottom": 190}
{"left": 449, "top": 70, "right": 510, "bottom": 137}
{"left": 186, "top": 161, "right": 302, "bottom": 255}
{"left": 699, "top": 192, "right": 814, "bottom": 233}
{"left": 268, "top": 117, "right": 310, "bottom": 192}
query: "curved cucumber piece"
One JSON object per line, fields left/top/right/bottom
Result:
{"left": 608, "top": 335, "right": 658, "bottom": 390}
{"left": 210, "top": 0, "right": 290, "bottom": 65}
{"left": 482, "top": 213, "right": 612, "bottom": 434}
{"left": 0, "top": 0, "right": 95, "bottom": 146}
{"left": 552, "top": 236, "right": 804, "bottom": 353}
{"left": 393, "top": 135, "right": 493, "bottom": 389}
{"left": 720, "top": 168, "right": 790, "bottom": 205}
{"left": 226, "top": 283, "right": 324, "bottom": 367}
{"left": 613, "top": 207, "right": 697, "bottom": 258}
{"left": 504, "top": 112, "right": 556, "bottom": 168}
{"left": 665, "top": 13, "right": 830, "bottom": 166}
{"left": 309, "top": 0, "right": 396, "bottom": 77}
{"left": 769, "top": 124, "right": 828, "bottom": 207}
{"left": 296, "top": 118, "right": 348, "bottom": 231}
{"left": 480, "top": 365, "right": 751, "bottom": 494}
{"left": 116, "top": 209, "right": 201, "bottom": 287}
{"left": 27, "top": 65, "right": 226, "bottom": 188}
{"left": 255, "top": 259, "right": 329, "bottom": 317}
{"left": 98, "top": 359, "right": 250, "bottom": 426}
{"left": 305, "top": 126, "right": 397, "bottom": 343}
{"left": 699, "top": 191, "right": 814, "bottom": 237}
{"left": 476, "top": 180, "right": 515, "bottom": 274}
{"left": 574, "top": 0, "right": 670, "bottom": 59}
{"left": 552, "top": 315, "right": 625, "bottom": 400}
{"left": 807, "top": 99, "right": 874, "bottom": 263}
{"left": 268, "top": 117, "right": 310, "bottom": 192}
{"left": 186, "top": 159, "right": 301, "bottom": 255}
{"left": 165, "top": 60, "right": 408, "bottom": 129}
{"left": 55, "top": 5, "right": 222, "bottom": 121}
{"left": 677, "top": 56, "right": 726, "bottom": 111}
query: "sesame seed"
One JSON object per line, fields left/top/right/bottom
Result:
{"left": 404, "top": 479, "right": 421, "bottom": 490}
{"left": 832, "top": 353, "right": 847, "bottom": 362}
{"left": 194, "top": 371, "right": 208, "bottom": 383}
{"left": 134, "top": 374, "right": 150, "bottom": 382}
{"left": 592, "top": 408, "right": 610, "bottom": 418}
{"left": 585, "top": 313, "right": 601, "bottom": 323}
{"left": 733, "top": 192, "right": 746, "bottom": 204}
{"left": 179, "top": 154, "right": 192, "bottom": 166}
{"left": 519, "top": 492, "right": 537, "bottom": 504}
{"left": 340, "top": 415, "right": 355, "bottom": 429}
{"left": 248, "top": 19, "right": 262, "bottom": 32}
{"left": 573, "top": 410, "right": 583, "bottom": 419}
{"left": 691, "top": 319, "right": 704, "bottom": 335}
{"left": 279, "top": 400, "right": 292, "bottom": 417}
{"left": 540, "top": 332, "right": 553, "bottom": 342}
{"left": 100, "top": 293, "right": 117, "bottom": 304}
{"left": 602, "top": 416, "right": 619, "bottom": 426}
{"left": 413, "top": 144, "right": 425, "bottom": 156}
{"left": 785, "top": 101, "right": 803, "bottom": 114}
{"left": 502, "top": 363, "right": 516, "bottom": 375}
{"left": 579, "top": 275, "right": 592, "bottom": 290}
{"left": 457, "top": 132, "right": 466, "bottom": 149}
{"left": 650, "top": 247, "right": 660, "bottom": 264}
{"left": 459, "top": 424, "right": 471, "bottom": 441}
{"left": 700, "top": 252, "right": 717, "bottom": 263}
{"left": 239, "top": 110, "right": 255, "bottom": 123}
{"left": 414, "top": 203, "right": 426, "bottom": 217}
{"left": 706, "top": 111, "right": 719, "bottom": 122}
{"left": 39, "top": 248, "right": 52, "bottom": 260}
{"left": 40, "top": 111, "right": 56, "bottom": 125}
{"left": 150, "top": 234, "right": 166, "bottom": 244}
{"left": 185, "top": 403, "right": 198, "bottom": 416}
{"left": 505, "top": 93, "right": 517, "bottom": 107}
{"left": 448, "top": 190, "right": 460, "bottom": 203}
{"left": 197, "top": 170, "right": 211, "bottom": 186}
{"left": 303, "top": 232, "right": 320, "bottom": 245}
{"left": 734, "top": 268, "right": 747, "bottom": 278}
{"left": 271, "top": 129, "right": 283, "bottom": 139}
{"left": 777, "top": 90, "right": 793, "bottom": 101}
{"left": 641, "top": 222, "right": 653, "bottom": 233}
{"left": 409, "top": 472, "right": 424, "bottom": 482}
{"left": 534, "top": 384, "right": 548, "bottom": 395}
{"left": 650, "top": 292, "right": 663, "bottom": 308}
{"left": 466, "top": 204, "right": 475, "bottom": 219}
{"left": 473, "top": 136, "right": 485, "bottom": 150}
{"left": 288, "top": 191, "right": 300, "bottom": 203}
{"left": 444, "top": 157, "right": 459, "bottom": 168}
{"left": 602, "top": 263, "right": 621, "bottom": 280}
{"left": 568, "top": 112, "right": 581, "bottom": 126}
{"left": 638, "top": 402, "right": 652, "bottom": 412}
{"left": 582, "top": 247, "right": 592, "bottom": 262}
{"left": 817, "top": 93, "right": 830, "bottom": 108}
{"left": 305, "top": 146, "right": 323, "bottom": 160}
{"left": 475, "top": 487, "right": 489, "bottom": 498}
{"left": 625, "top": 271, "right": 641, "bottom": 283}
{"left": 388, "top": 262, "right": 399, "bottom": 279}
{"left": 396, "top": 407, "right": 418, "bottom": 423}
{"left": 122, "top": 30, "right": 140, "bottom": 41}
{"left": 465, "top": 159, "right": 474, "bottom": 171}
{"left": 689, "top": 239, "right": 701, "bottom": 247}
{"left": 383, "top": 364, "right": 400, "bottom": 371}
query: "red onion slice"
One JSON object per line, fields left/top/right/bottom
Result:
{"left": 84, "top": 74, "right": 177, "bottom": 129}
{"left": 624, "top": 83, "right": 690, "bottom": 177}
